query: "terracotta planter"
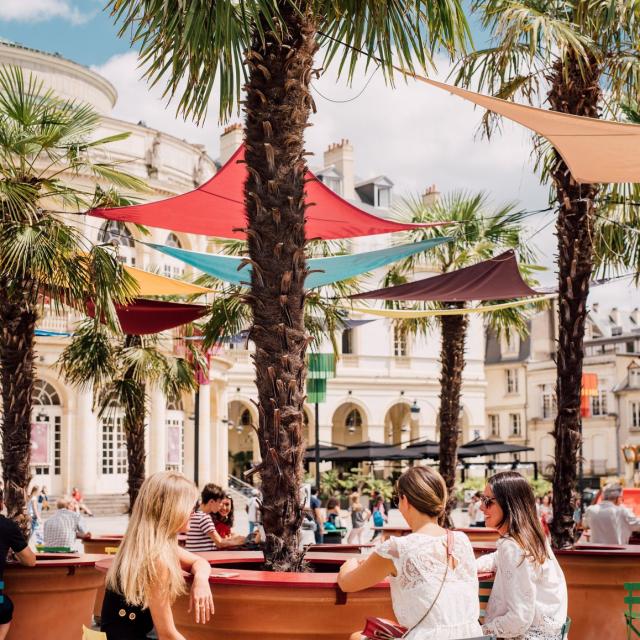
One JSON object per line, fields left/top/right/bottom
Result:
{"left": 82, "top": 537, "right": 123, "bottom": 621}
{"left": 473, "top": 542, "right": 640, "bottom": 640}
{"left": 5, "top": 554, "right": 105, "bottom": 640}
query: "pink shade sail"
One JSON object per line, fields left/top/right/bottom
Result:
{"left": 350, "top": 250, "right": 539, "bottom": 302}
{"left": 86, "top": 298, "right": 208, "bottom": 335}
{"left": 414, "top": 77, "right": 640, "bottom": 184}
{"left": 91, "top": 145, "right": 445, "bottom": 239}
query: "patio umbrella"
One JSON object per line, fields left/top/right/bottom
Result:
{"left": 458, "top": 438, "right": 534, "bottom": 458}
{"left": 404, "top": 438, "right": 476, "bottom": 459}
{"left": 324, "top": 440, "right": 423, "bottom": 462}
{"left": 303, "top": 444, "right": 340, "bottom": 462}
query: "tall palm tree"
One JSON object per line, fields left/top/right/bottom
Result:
{"left": 108, "top": 0, "right": 470, "bottom": 571}
{"left": 0, "top": 66, "right": 143, "bottom": 533}
{"left": 386, "top": 191, "right": 539, "bottom": 518}
{"left": 59, "top": 323, "right": 199, "bottom": 511}
{"left": 455, "top": 0, "right": 640, "bottom": 548}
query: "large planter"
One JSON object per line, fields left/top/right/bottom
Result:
{"left": 455, "top": 527, "right": 500, "bottom": 543}
{"left": 5, "top": 554, "right": 105, "bottom": 640}
{"left": 83, "top": 535, "right": 123, "bottom": 555}
{"left": 474, "top": 542, "right": 640, "bottom": 640}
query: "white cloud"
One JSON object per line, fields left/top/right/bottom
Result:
{"left": 94, "top": 51, "right": 640, "bottom": 308}
{"left": 0, "top": 0, "right": 88, "bottom": 24}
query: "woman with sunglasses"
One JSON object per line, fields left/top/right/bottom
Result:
{"left": 476, "top": 471, "right": 567, "bottom": 639}
{"left": 338, "top": 466, "right": 482, "bottom": 639}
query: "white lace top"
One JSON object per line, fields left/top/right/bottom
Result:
{"left": 375, "top": 531, "right": 483, "bottom": 640}
{"left": 475, "top": 537, "right": 568, "bottom": 639}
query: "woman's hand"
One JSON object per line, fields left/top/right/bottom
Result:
{"left": 189, "top": 575, "right": 214, "bottom": 624}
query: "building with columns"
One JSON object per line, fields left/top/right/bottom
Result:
{"left": 1, "top": 40, "right": 488, "bottom": 499}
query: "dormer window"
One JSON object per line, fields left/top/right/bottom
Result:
{"left": 630, "top": 364, "right": 640, "bottom": 388}
{"left": 377, "top": 185, "right": 391, "bottom": 208}
{"left": 355, "top": 176, "right": 394, "bottom": 208}
{"left": 317, "top": 167, "right": 343, "bottom": 196}
{"left": 612, "top": 326, "right": 623, "bottom": 336}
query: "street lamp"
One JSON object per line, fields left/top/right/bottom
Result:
{"left": 410, "top": 400, "right": 420, "bottom": 416}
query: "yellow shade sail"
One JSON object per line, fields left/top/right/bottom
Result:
{"left": 344, "top": 294, "right": 555, "bottom": 319}
{"left": 124, "top": 265, "right": 213, "bottom": 296}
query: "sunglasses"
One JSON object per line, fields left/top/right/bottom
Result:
{"left": 480, "top": 496, "right": 497, "bottom": 508}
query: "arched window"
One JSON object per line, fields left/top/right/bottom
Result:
{"left": 31, "top": 381, "right": 61, "bottom": 477}
{"left": 240, "top": 409, "right": 253, "bottom": 427}
{"left": 166, "top": 399, "right": 185, "bottom": 472}
{"left": 33, "top": 380, "right": 61, "bottom": 406}
{"left": 163, "top": 233, "right": 185, "bottom": 277}
{"left": 98, "top": 221, "right": 136, "bottom": 266}
{"left": 166, "top": 398, "right": 184, "bottom": 411}
{"left": 345, "top": 408, "right": 363, "bottom": 433}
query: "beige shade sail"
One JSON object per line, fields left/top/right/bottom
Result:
{"left": 124, "top": 265, "right": 214, "bottom": 296}
{"left": 409, "top": 75, "right": 640, "bottom": 184}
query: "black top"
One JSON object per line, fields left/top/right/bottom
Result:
{"left": 0, "top": 516, "right": 27, "bottom": 580}
{"left": 101, "top": 588, "right": 154, "bottom": 640}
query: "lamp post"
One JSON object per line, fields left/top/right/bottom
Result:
{"left": 193, "top": 387, "right": 200, "bottom": 487}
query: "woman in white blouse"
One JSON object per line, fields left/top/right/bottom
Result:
{"left": 338, "top": 466, "right": 483, "bottom": 640}
{"left": 476, "top": 471, "right": 568, "bottom": 639}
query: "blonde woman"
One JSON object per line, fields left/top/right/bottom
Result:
{"left": 101, "top": 472, "right": 214, "bottom": 640}
{"left": 338, "top": 467, "right": 482, "bottom": 640}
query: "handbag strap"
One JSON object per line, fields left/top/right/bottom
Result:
{"left": 400, "top": 530, "right": 454, "bottom": 639}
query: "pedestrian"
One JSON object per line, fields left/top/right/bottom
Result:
{"left": 371, "top": 496, "right": 387, "bottom": 539}
{"left": 539, "top": 494, "right": 553, "bottom": 538}
{"left": 325, "top": 498, "right": 343, "bottom": 529}
{"left": 27, "top": 486, "right": 42, "bottom": 545}
{"left": 212, "top": 494, "right": 235, "bottom": 539}
{"left": 246, "top": 489, "right": 261, "bottom": 536}
{"left": 71, "top": 487, "right": 93, "bottom": 517}
{"left": 310, "top": 486, "right": 324, "bottom": 544}
{"left": 584, "top": 483, "right": 640, "bottom": 545}
{"left": 338, "top": 466, "right": 483, "bottom": 640}
{"left": 43, "top": 497, "right": 91, "bottom": 552}
{"left": 346, "top": 503, "right": 370, "bottom": 545}
{"left": 467, "top": 493, "right": 479, "bottom": 527}
{"left": 101, "top": 471, "right": 214, "bottom": 640}
{"left": 476, "top": 471, "right": 568, "bottom": 639}
{"left": 38, "top": 486, "right": 50, "bottom": 512}
{"left": 0, "top": 488, "right": 36, "bottom": 639}
{"left": 470, "top": 492, "right": 486, "bottom": 527}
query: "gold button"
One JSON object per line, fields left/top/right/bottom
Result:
{"left": 129, "top": 612, "right": 136, "bottom": 621}
{"left": 118, "top": 609, "right": 126, "bottom": 617}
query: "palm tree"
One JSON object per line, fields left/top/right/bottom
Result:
{"left": 59, "top": 323, "right": 199, "bottom": 511}
{"left": 455, "top": 0, "right": 640, "bottom": 548}
{"left": 0, "top": 66, "right": 144, "bottom": 533}
{"left": 386, "top": 191, "right": 539, "bottom": 518}
{"left": 108, "top": 0, "right": 470, "bottom": 570}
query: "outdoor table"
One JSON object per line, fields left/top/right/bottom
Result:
{"left": 373, "top": 525, "right": 411, "bottom": 541}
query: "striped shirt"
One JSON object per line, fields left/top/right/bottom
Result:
{"left": 43, "top": 509, "right": 88, "bottom": 551}
{"left": 185, "top": 510, "right": 217, "bottom": 552}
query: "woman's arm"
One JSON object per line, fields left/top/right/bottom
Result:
{"left": 148, "top": 564, "right": 187, "bottom": 640}
{"left": 475, "top": 550, "right": 497, "bottom": 573}
{"left": 337, "top": 553, "right": 395, "bottom": 592}
{"left": 209, "top": 529, "right": 245, "bottom": 548}
{"left": 177, "top": 547, "right": 214, "bottom": 623}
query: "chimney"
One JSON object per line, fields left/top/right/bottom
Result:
{"left": 422, "top": 184, "right": 440, "bottom": 207}
{"left": 610, "top": 307, "right": 621, "bottom": 325}
{"left": 632, "top": 308, "right": 640, "bottom": 325}
{"left": 323, "top": 139, "right": 355, "bottom": 200}
{"left": 219, "top": 123, "right": 243, "bottom": 164}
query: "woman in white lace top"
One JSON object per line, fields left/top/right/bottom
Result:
{"left": 338, "top": 466, "right": 483, "bottom": 640}
{"left": 476, "top": 471, "right": 568, "bottom": 639}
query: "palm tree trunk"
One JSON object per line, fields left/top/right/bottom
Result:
{"left": 243, "top": 3, "right": 317, "bottom": 571}
{"left": 437, "top": 309, "right": 468, "bottom": 522}
{"left": 123, "top": 334, "right": 146, "bottom": 513}
{"left": 547, "top": 56, "right": 601, "bottom": 548}
{"left": 0, "top": 280, "right": 37, "bottom": 537}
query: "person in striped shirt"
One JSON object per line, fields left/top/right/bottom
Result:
{"left": 186, "top": 484, "right": 245, "bottom": 552}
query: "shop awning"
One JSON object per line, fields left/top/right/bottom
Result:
{"left": 351, "top": 250, "right": 539, "bottom": 302}
{"left": 413, "top": 76, "right": 640, "bottom": 184}
{"left": 86, "top": 298, "right": 209, "bottom": 335}
{"left": 91, "top": 145, "right": 448, "bottom": 240}
{"left": 146, "top": 238, "right": 449, "bottom": 288}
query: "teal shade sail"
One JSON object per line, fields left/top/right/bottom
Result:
{"left": 146, "top": 238, "right": 451, "bottom": 288}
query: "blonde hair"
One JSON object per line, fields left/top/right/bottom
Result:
{"left": 396, "top": 466, "right": 447, "bottom": 520}
{"left": 106, "top": 471, "right": 198, "bottom": 607}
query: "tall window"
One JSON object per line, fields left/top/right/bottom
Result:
{"left": 540, "top": 384, "right": 556, "bottom": 419}
{"left": 505, "top": 368, "right": 518, "bottom": 394}
{"left": 166, "top": 399, "right": 185, "bottom": 471}
{"left": 30, "top": 381, "right": 62, "bottom": 476}
{"left": 98, "top": 221, "right": 136, "bottom": 266}
{"left": 632, "top": 402, "right": 640, "bottom": 429}
{"left": 501, "top": 334, "right": 519, "bottom": 357}
{"left": 163, "top": 233, "right": 185, "bottom": 278}
{"left": 342, "top": 328, "right": 354, "bottom": 355}
{"left": 630, "top": 367, "right": 640, "bottom": 388}
{"left": 489, "top": 414, "right": 500, "bottom": 437}
{"left": 591, "top": 390, "right": 608, "bottom": 416}
{"left": 101, "top": 414, "right": 127, "bottom": 475}
{"left": 393, "top": 325, "right": 408, "bottom": 357}
{"left": 509, "top": 413, "right": 522, "bottom": 437}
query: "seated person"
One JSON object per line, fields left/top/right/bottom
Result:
{"left": 186, "top": 484, "right": 245, "bottom": 552}
{"left": 0, "top": 489, "right": 36, "bottom": 640}
{"left": 212, "top": 494, "right": 234, "bottom": 539}
{"left": 71, "top": 487, "right": 93, "bottom": 516}
{"left": 325, "top": 498, "right": 343, "bottom": 529}
{"left": 43, "top": 497, "right": 91, "bottom": 551}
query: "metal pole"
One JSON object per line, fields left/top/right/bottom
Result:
{"left": 194, "top": 386, "right": 200, "bottom": 487}
{"left": 315, "top": 402, "right": 320, "bottom": 492}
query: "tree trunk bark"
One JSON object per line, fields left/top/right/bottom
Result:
{"left": 243, "top": 2, "right": 317, "bottom": 571}
{"left": 547, "top": 56, "right": 601, "bottom": 548}
{"left": 123, "top": 334, "right": 146, "bottom": 513}
{"left": 437, "top": 309, "right": 468, "bottom": 522}
{"left": 0, "top": 280, "right": 37, "bottom": 537}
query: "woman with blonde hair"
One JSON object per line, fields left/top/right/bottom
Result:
{"left": 101, "top": 471, "right": 214, "bottom": 640}
{"left": 338, "top": 466, "right": 482, "bottom": 640}
{"left": 477, "top": 471, "right": 567, "bottom": 639}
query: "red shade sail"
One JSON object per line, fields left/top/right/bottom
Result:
{"left": 87, "top": 299, "right": 208, "bottom": 335}
{"left": 350, "top": 250, "right": 538, "bottom": 302}
{"left": 91, "top": 146, "right": 444, "bottom": 240}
